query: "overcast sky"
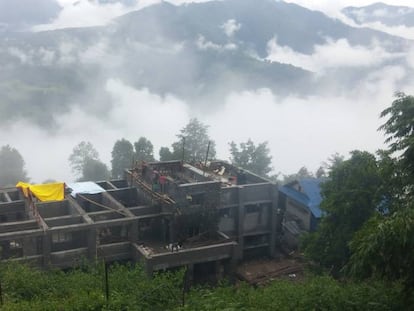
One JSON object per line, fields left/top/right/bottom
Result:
{"left": 2, "top": 0, "right": 414, "bottom": 183}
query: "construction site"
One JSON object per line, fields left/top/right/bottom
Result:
{"left": 0, "top": 160, "right": 302, "bottom": 283}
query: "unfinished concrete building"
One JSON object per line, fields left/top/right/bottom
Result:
{"left": 0, "top": 160, "right": 280, "bottom": 281}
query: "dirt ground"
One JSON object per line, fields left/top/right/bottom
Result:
{"left": 236, "top": 256, "right": 304, "bottom": 286}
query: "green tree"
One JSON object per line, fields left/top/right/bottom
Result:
{"left": 323, "top": 152, "right": 345, "bottom": 171}
{"left": 283, "top": 166, "right": 313, "bottom": 184}
{"left": 80, "top": 158, "right": 110, "bottom": 181}
{"left": 134, "top": 137, "right": 155, "bottom": 162}
{"left": 0, "top": 145, "right": 29, "bottom": 187}
{"left": 315, "top": 166, "right": 326, "bottom": 178}
{"left": 229, "top": 139, "right": 272, "bottom": 177}
{"left": 111, "top": 138, "right": 134, "bottom": 179}
{"left": 347, "top": 208, "right": 414, "bottom": 301}
{"left": 345, "top": 93, "right": 414, "bottom": 300}
{"left": 301, "top": 150, "right": 382, "bottom": 274}
{"left": 170, "top": 118, "right": 216, "bottom": 163}
{"left": 379, "top": 92, "right": 414, "bottom": 197}
{"left": 159, "top": 146, "right": 174, "bottom": 161}
{"left": 68, "top": 141, "right": 99, "bottom": 178}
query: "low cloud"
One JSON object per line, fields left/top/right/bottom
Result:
{"left": 196, "top": 35, "right": 237, "bottom": 51}
{"left": 33, "top": 0, "right": 152, "bottom": 31}
{"left": 285, "top": 1, "right": 414, "bottom": 40}
{"left": 7, "top": 47, "right": 31, "bottom": 64}
{"left": 221, "top": 19, "right": 241, "bottom": 37}
{"left": 351, "top": 21, "right": 414, "bottom": 40}
{"left": 2, "top": 64, "right": 410, "bottom": 182}
{"left": 0, "top": 79, "right": 189, "bottom": 182}
{"left": 266, "top": 37, "right": 402, "bottom": 73}
{"left": 79, "top": 39, "right": 110, "bottom": 64}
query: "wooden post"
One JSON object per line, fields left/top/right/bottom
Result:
{"left": 203, "top": 141, "right": 211, "bottom": 176}
{"left": 181, "top": 137, "right": 186, "bottom": 162}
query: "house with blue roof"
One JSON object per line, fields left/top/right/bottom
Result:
{"left": 278, "top": 178, "right": 325, "bottom": 247}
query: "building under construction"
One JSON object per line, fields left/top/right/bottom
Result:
{"left": 0, "top": 160, "right": 280, "bottom": 281}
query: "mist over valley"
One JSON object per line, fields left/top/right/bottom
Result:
{"left": 1, "top": 0, "right": 414, "bottom": 182}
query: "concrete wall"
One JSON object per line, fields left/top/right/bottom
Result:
{"left": 136, "top": 241, "right": 236, "bottom": 272}
{"left": 0, "top": 201, "right": 26, "bottom": 222}
{"left": 285, "top": 198, "right": 311, "bottom": 231}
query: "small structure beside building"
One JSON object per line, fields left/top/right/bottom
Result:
{"left": 278, "top": 178, "right": 324, "bottom": 249}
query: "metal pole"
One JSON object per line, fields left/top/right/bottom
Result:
{"left": 104, "top": 261, "right": 109, "bottom": 304}
{"left": 0, "top": 279, "right": 3, "bottom": 306}
{"left": 182, "top": 266, "right": 188, "bottom": 307}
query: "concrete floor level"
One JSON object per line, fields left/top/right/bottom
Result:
{"left": 0, "top": 160, "right": 282, "bottom": 281}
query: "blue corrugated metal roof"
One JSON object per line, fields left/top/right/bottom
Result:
{"left": 279, "top": 185, "right": 309, "bottom": 206}
{"left": 299, "top": 178, "right": 324, "bottom": 218}
{"left": 280, "top": 178, "right": 325, "bottom": 218}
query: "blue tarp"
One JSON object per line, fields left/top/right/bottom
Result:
{"left": 279, "top": 178, "right": 325, "bottom": 218}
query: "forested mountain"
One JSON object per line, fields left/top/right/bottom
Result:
{"left": 342, "top": 2, "right": 414, "bottom": 27}
{"left": 0, "top": 0, "right": 412, "bottom": 129}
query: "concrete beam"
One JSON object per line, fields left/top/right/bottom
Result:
{"left": 0, "top": 220, "right": 39, "bottom": 233}
{"left": 67, "top": 197, "right": 94, "bottom": 224}
{"left": 0, "top": 201, "right": 25, "bottom": 213}
{"left": 0, "top": 228, "right": 45, "bottom": 241}
{"left": 45, "top": 215, "right": 84, "bottom": 227}
{"left": 142, "top": 241, "right": 237, "bottom": 271}
{"left": 102, "top": 192, "right": 137, "bottom": 218}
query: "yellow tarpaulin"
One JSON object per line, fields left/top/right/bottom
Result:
{"left": 16, "top": 182, "right": 65, "bottom": 202}
{"left": 15, "top": 181, "right": 30, "bottom": 197}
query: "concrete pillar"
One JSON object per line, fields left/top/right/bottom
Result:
{"left": 186, "top": 264, "right": 194, "bottom": 287}
{"left": 215, "top": 260, "right": 224, "bottom": 282}
{"left": 269, "top": 185, "right": 278, "bottom": 258}
{"left": 22, "top": 237, "right": 37, "bottom": 257}
{"left": 160, "top": 219, "right": 167, "bottom": 243}
{"left": 0, "top": 241, "right": 10, "bottom": 259}
{"left": 145, "top": 261, "right": 153, "bottom": 278}
{"left": 237, "top": 187, "right": 245, "bottom": 260}
{"left": 88, "top": 229, "right": 97, "bottom": 261}
{"left": 129, "top": 221, "right": 138, "bottom": 243}
{"left": 42, "top": 233, "right": 51, "bottom": 267}
{"left": 230, "top": 244, "right": 238, "bottom": 284}
{"left": 169, "top": 215, "right": 175, "bottom": 243}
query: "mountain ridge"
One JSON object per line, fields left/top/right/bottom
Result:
{"left": 0, "top": 0, "right": 412, "bottom": 129}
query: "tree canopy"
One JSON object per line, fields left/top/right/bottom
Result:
{"left": 342, "top": 93, "right": 414, "bottom": 300}
{"left": 68, "top": 141, "right": 99, "bottom": 178}
{"left": 134, "top": 137, "right": 155, "bottom": 162}
{"left": 301, "top": 150, "right": 382, "bottom": 274}
{"left": 166, "top": 118, "right": 216, "bottom": 163}
{"left": 347, "top": 207, "right": 414, "bottom": 298}
{"left": 379, "top": 92, "right": 414, "bottom": 197}
{"left": 300, "top": 93, "right": 414, "bottom": 300}
{"left": 229, "top": 139, "right": 272, "bottom": 177}
{"left": 282, "top": 166, "right": 313, "bottom": 184}
{"left": 81, "top": 158, "right": 110, "bottom": 182}
{"left": 111, "top": 138, "right": 134, "bottom": 179}
{"left": 0, "top": 145, "right": 29, "bottom": 187}
{"left": 159, "top": 146, "right": 174, "bottom": 162}
{"left": 68, "top": 141, "right": 109, "bottom": 181}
